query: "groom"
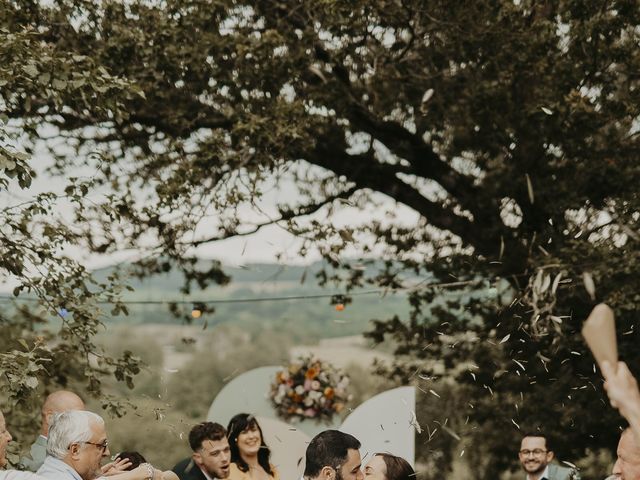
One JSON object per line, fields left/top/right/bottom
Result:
{"left": 303, "top": 430, "right": 363, "bottom": 480}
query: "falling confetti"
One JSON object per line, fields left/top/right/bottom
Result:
{"left": 583, "top": 272, "right": 596, "bottom": 300}
{"left": 526, "top": 174, "right": 535, "bottom": 204}
{"left": 409, "top": 411, "right": 423, "bottom": 434}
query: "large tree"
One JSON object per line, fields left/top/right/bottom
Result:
{"left": 2, "top": 0, "right": 640, "bottom": 477}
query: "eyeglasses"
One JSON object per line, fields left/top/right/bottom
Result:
{"left": 81, "top": 440, "right": 109, "bottom": 453}
{"left": 519, "top": 449, "right": 547, "bottom": 456}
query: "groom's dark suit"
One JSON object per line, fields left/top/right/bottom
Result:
{"left": 173, "top": 458, "right": 208, "bottom": 480}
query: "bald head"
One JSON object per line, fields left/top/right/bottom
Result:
{"left": 613, "top": 428, "right": 640, "bottom": 480}
{"left": 41, "top": 391, "right": 85, "bottom": 436}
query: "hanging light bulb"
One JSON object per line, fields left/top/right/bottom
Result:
{"left": 191, "top": 306, "right": 202, "bottom": 319}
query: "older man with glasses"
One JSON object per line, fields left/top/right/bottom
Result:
{"left": 36, "top": 410, "right": 112, "bottom": 480}
{"left": 518, "top": 433, "right": 580, "bottom": 480}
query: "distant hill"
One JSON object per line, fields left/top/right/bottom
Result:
{"left": 91, "top": 259, "right": 415, "bottom": 340}
{"left": 93, "top": 258, "right": 419, "bottom": 298}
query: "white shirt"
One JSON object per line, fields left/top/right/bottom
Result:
{"left": 0, "top": 471, "right": 47, "bottom": 480}
{"left": 526, "top": 466, "right": 549, "bottom": 480}
{"left": 37, "top": 456, "right": 83, "bottom": 480}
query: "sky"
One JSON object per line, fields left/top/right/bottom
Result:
{"left": 1, "top": 132, "right": 422, "bottom": 273}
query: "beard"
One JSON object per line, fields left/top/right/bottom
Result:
{"left": 522, "top": 459, "right": 547, "bottom": 475}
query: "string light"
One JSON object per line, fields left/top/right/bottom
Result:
{"left": 0, "top": 278, "right": 489, "bottom": 308}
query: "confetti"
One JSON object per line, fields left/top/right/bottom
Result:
{"left": 409, "top": 411, "right": 423, "bottom": 434}
{"left": 583, "top": 272, "right": 596, "bottom": 300}
{"left": 526, "top": 174, "right": 535, "bottom": 204}
{"left": 421, "top": 88, "right": 434, "bottom": 104}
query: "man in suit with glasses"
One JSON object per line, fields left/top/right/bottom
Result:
{"left": 518, "top": 433, "right": 580, "bottom": 480}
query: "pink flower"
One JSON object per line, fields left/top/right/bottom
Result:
{"left": 304, "top": 379, "right": 313, "bottom": 391}
{"left": 304, "top": 408, "right": 316, "bottom": 417}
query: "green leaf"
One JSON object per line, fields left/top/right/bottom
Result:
{"left": 22, "top": 63, "right": 38, "bottom": 77}
{"left": 52, "top": 78, "right": 68, "bottom": 90}
{"left": 38, "top": 72, "right": 51, "bottom": 85}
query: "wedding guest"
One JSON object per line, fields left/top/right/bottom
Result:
{"left": 226, "top": 414, "right": 279, "bottom": 480}
{"left": 115, "top": 452, "right": 179, "bottom": 480}
{"left": 0, "top": 410, "right": 46, "bottom": 480}
{"left": 37, "top": 411, "right": 156, "bottom": 480}
{"left": 609, "top": 428, "right": 640, "bottom": 480}
{"left": 172, "top": 422, "right": 231, "bottom": 480}
{"left": 21, "top": 391, "right": 85, "bottom": 471}
{"left": 363, "top": 454, "right": 414, "bottom": 480}
{"left": 517, "top": 433, "right": 579, "bottom": 480}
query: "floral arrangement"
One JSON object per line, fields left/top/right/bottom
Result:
{"left": 269, "top": 356, "right": 351, "bottom": 422}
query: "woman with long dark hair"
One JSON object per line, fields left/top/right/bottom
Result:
{"left": 364, "top": 453, "right": 415, "bottom": 480}
{"left": 227, "top": 414, "right": 279, "bottom": 480}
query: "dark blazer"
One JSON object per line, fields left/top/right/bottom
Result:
{"left": 173, "top": 458, "right": 207, "bottom": 480}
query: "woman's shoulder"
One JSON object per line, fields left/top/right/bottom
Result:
{"left": 268, "top": 464, "right": 279, "bottom": 480}
{"left": 228, "top": 463, "right": 249, "bottom": 480}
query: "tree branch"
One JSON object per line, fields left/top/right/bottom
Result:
{"left": 307, "top": 142, "right": 475, "bottom": 242}
{"left": 183, "top": 185, "right": 359, "bottom": 247}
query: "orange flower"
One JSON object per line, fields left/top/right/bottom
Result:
{"left": 334, "top": 402, "right": 344, "bottom": 413}
{"left": 324, "top": 387, "right": 334, "bottom": 399}
{"left": 305, "top": 367, "right": 319, "bottom": 379}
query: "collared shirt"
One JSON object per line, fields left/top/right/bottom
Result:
{"left": 36, "top": 456, "right": 83, "bottom": 480}
{"left": 198, "top": 467, "right": 215, "bottom": 480}
{"left": 526, "top": 465, "right": 549, "bottom": 480}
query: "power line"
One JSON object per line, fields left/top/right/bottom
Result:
{"left": 0, "top": 278, "right": 485, "bottom": 306}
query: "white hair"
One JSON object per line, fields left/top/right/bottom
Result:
{"left": 46, "top": 410, "right": 104, "bottom": 459}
